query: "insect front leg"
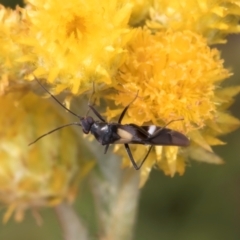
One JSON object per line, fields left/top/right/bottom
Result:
{"left": 85, "top": 82, "right": 106, "bottom": 122}
{"left": 124, "top": 144, "right": 153, "bottom": 170}
{"left": 88, "top": 104, "right": 106, "bottom": 122}
{"left": 118, "top": 91, "right": 139, "bottom": 124}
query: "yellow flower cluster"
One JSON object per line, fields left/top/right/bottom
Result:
{"left": 0, "top": 0, "right": 239, "bottom": 219}
{"left": 0, "top": 6, "right": 33, "bottom": 94}
{"left": 22, "top": 0, "right": 133, "bottom": 93}
{"left": 0, "top": 91, "right": 94, "bottom": 222}
{"left": 109, "top": 29, "right": 230, "bottom": 130}
{"left": 148, "top": 0, "right": 240, "bottom": 44}
{"left": 106, "top": 28, "right": 237, "bottom": 185}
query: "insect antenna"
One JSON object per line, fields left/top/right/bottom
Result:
{"left": 33, "top": 75, "right": 81, "bottom": 119}
{"left": 29, "top": 76, "right": 84, "bottom": 146}
{"left": 28, "top": 122, "right": 81, "bottom": 146}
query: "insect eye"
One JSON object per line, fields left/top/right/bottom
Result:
{"left": 81, "top": 116, "right": 94, "bottom": 134}
{"left": 86, "top": 116, "right": 94, "bottom": 125}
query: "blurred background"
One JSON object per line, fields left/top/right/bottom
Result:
{"left": 1, "top": 0, "right": 240, "bottom": 239}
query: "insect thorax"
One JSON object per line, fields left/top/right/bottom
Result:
{"left": 90, "top": 123, "right": 120, "bottom": 145}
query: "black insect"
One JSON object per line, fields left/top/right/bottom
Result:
{"left": 29, "top": 77, "right": 190, "bottom": 170}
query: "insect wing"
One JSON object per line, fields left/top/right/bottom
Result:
{"left": 115, "top": 124, "right": 148, "bottom": 144}
{"left": 141, "top": 126, "right": 190, "bottom": 146}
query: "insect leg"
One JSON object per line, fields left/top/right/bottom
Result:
{"left": 104, "top": 144, "right": 109, "bottom": 154}
{"left": 148, "top": 119, "right": 183, "bottom": 139}
{"left": 86, "top": 97, "right": 96, "bottom": 117}
{"left": 118, "top": 91, "right": 139, "bottom": 124}
{"left": 88, "top": 82, "right": 96, "bottom": 106}
{"left": 137, "top": 145, "right": 153, "bottom": 169}
{"left": 88, "top": 104, "right": 106, "bottom": 122}
{"left": 124, "top": 144, "right": 153, "bottom": 170}
{"left": 86, "top": 82, "right": 97, "bottom": 116}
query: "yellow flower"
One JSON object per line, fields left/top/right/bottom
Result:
{"left": 20, "top": 0, "right": 133, "bottom": 94}
{"left": 148, "top": 0, "right": 240, "bottom": 44}
{"left": 0, "top": 5, "right": 33, "bottom": 94}
{"left": 0, "top": 0, "right": 239, "bottom": 195}
{"left": 104, "top": 28, "right": 238, "bottom": 186}
{"left": 129, "top": 0, "right": 153, "bottom": 26}
{"left": 0, "top": 90, "right": 93, "bottom": 222}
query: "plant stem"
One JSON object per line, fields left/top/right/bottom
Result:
{"left": 62, "top": 97, "right": 141, "bottom": 240}
{"left": 91, "top": 166, "right": 140, "bottom": 240}
{"left": 83, "top": 134, "right": 141, "bottom": 240}
{"left": 55, "top": 203, "right": 89, "bottom": 240}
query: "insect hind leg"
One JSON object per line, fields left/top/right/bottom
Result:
{"left": 124, "top": 144, "right": 153, "bottom": 170}
{"left": 148, "top": 118, "right": 184, "bottom": 139}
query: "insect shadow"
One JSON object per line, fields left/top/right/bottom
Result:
{"left": 29, "top": 77, "right": 190, "bottom": 170}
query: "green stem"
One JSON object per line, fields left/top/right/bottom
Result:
{"left": 82, "top": 129, "right": 141, "bottom": 240}
{"left": 59, "top": 97, "right": 141, "bottom": 240}
{"left": 90, "top": 166, "right": 140, "bottom": 240}
{"left": 55, "top": 203, "right": 89, "bottom": 240}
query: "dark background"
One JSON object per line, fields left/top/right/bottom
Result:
{"left": 1, "top": 1, "right": 240, "bottom": 239}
